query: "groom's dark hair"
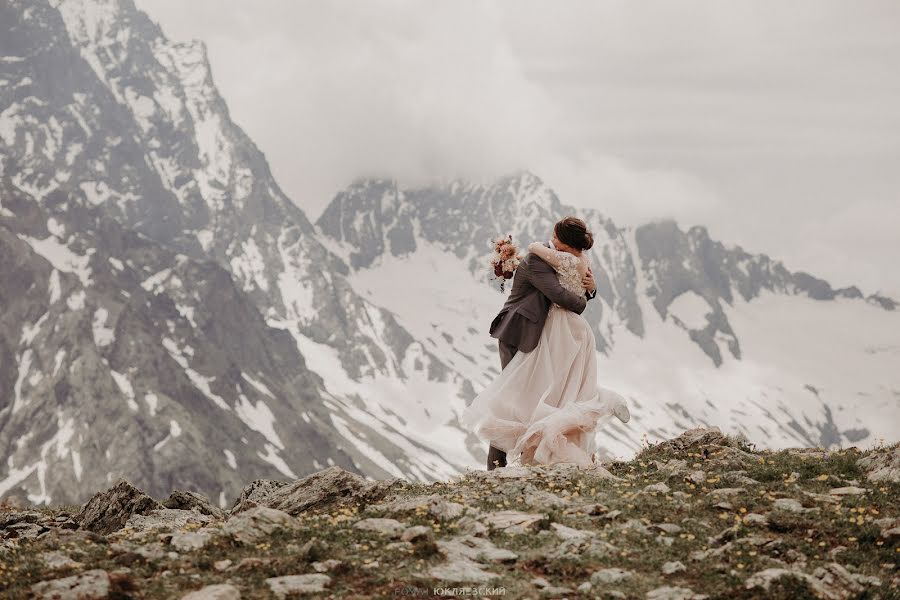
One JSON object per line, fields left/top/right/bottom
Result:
{"left": 554, "top": 216, "right": 594, "bottom": 250}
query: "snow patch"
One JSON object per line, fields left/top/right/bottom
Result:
{"left": 223, "top": 449, "right": 237, "bottom": 470}
{"left": 45, "top": 270, "right": 61, "bottom": 305}
{"left": 257, "top": 442, "right": 297, "bottom": 479}
{"left": 141, "top": 268, "right": 172, "bottom": 293}
{"left": 241, "top": 372, "right": 276, "bottom": 399}
{"left": 667, "top": 291, "right": 711, "bottom": 330}
{"left": 92, "top": 307, "right": 115, "bottom": 346}
{"left": 330, "top": 413, "right": 405, "bottom": 479}
{"left": 53, "top": 349, "right": 66, "bottom": 376}
{"left": 71, "top": 450, "right": 82, "bottom": 482}
{"left": 67, "top": 289, "right": 86, "bottom": 311}
{"left": 162, "top": 337, "right": 231, "bottom": 411}
{"left": 20, "top": 312, "right": 49, "bottom": 346}
{"left": 110, "top": 370, "right": 139, "bottom": 412}
{"left": 0, "top": 463, "right": 38, "bottom": 498}
{"left": 176, "top": 303, "right": 197, "bottom": 328}
{"left": 144, "top": 393, "right": 159, "bottom": 417}
{"left": 235, "top": 394, "right": 284, "bottom": 450}
{"left": 17, "top": 234, "right": 92, "bottom": 287}
{"left": 46, "top": 217, "right": 65, "bottom": 238}
{"left": 195, "top": 229, "right": 213, "bottom": 252}
{"left": 230, "top": 237, "right": 269, "bottom": 292}
{"left": 13, "top": 350, "right": 34, "bottom": 414}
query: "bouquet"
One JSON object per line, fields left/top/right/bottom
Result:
{"left": 489, "top": 234, "right": 522, "bottom": 292}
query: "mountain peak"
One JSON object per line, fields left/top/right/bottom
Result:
{"left": 53, "top": 0, "right": 162, "bottom": 49}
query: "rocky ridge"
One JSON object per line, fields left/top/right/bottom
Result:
{"left": 1, "top": 427, "right": 897, "bottom": 598}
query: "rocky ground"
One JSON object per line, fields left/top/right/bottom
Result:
{"left": 1, "top": 427, "right": 898, "bottom": 599}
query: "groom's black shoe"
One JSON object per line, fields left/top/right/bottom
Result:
{"left": 487, "top": 444, "right": 507, "bottom": 470}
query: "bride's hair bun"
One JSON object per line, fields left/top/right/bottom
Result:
{"left": 554, "top": 216, "right": 593, "bottom": 250}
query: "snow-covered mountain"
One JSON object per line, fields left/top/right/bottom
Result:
{"left": 316, "top": 173, "right": 900, "bottom": 456}
{"left": 1, "top": 0, "right": 898, "bottom": 508}
{"left": 0, "top": 0, "right": 479, "bottom": 506}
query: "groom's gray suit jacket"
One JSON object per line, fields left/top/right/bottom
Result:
{"left": 489, "top": 245, "right": 596, "bottom": 355}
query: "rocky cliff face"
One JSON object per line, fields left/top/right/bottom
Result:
{"left": 1, "top": 428, "right": 897, "bottom": 598}
{"left": 1, "top": 0, "right": 478, "bottom": 507}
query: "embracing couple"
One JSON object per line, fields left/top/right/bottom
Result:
{"left": 461, "top": 216, "right": 631, "bottom": 471}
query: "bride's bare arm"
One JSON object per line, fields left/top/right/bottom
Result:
{"left": 528, "top": 241, "right": 562, "bottom": 270}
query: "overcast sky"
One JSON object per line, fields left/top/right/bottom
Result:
{"left": 135, "top": 0, "right": 900, "bottom": 299}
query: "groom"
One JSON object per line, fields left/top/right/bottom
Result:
{"left": 486, "top": 221, "right": 598, "bottom": 470}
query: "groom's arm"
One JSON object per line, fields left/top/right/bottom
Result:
{"left": 529, "top": 255, "right": 587, "bottom": 315}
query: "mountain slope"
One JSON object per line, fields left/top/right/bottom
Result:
{"left": 1, "top": 0, "right": 479, "bottom": 506}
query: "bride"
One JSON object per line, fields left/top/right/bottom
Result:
{"left": 461, "top": 218, "right": 630, "bottom": 469}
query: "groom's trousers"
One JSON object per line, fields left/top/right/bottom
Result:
{"left": 487, "top": 340, "right": 518, "bottom": 470}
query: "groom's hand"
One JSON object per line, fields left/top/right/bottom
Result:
{"left": 582, "top": 268, "right": 596, "bottom": 294}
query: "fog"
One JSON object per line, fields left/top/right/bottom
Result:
{"left": 136, "top": 0, "right": 900, "bottom": 298}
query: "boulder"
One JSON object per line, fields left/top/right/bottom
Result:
{"left": 435, "top": 534, "right": 518, "bottom": 563}
{"left": 685, "top": 470, "right": 706, "bottom": 485}
{"left": 531, "top": 576, "right": 572, "bottom": 595}
{"left": 551, "top": 522, "right": 594, "bottom": 542}
{"left": 652, "top": 427, "right": 730, "bottom": 453}
{"left": 39, "top": 551, "right": 83, "bottom": 570}
{"left": 78, "top": 480, "right": 163, "bottom": 535}
{"left": 266, "top": 574, "right": 331, "bottom": 598}
{"left": 745, "top": 564, "right": 880, "bottom": 600}
{"left": 646, "top": 586, "right": 708, "bottom": 600}
{"left": 163, "top": 490, "right": 225, "bottom": 519}
{"left": 231, "top": 466, "right": 399, "bottom": 515}
{"left": 654, "top": 459, "right": 689, "bottom": 477}
{"left": 643, "top": 482, "right": 671, "bottom": 494}
{"left": 773, "top": 498, "right": 817, "bottom": 514}
{"left": 401, "top": 525, "right": 433, "bottom": 543}
{"left": 123, "top": 509, "right": 214, "bottom": 534}
{"left": 228, "top": 479, "right": 290, "bottom": 513}
{"left": 423, "top": 555, "right": 500, "bottom": 583}
{"left": 224, "top": 506, "right": 299, "bottom": 545}
{"left": 591, "top": 568, "right": 633, "bottom": 584}
{"left": 364, "top": 493, "right": 467, "bottom": 519}
{"left": 662, "top": 561, "right": 687, "bottom": 574}
{"left": 419, "top": 534, "right": 517, "bottom": 582}
{"left": 170, "top": 528, "right": 219, "bottom": 552}
{"left": 550, "top": 535, "right": 618, "bottom": 560}
{"left": 480, "top": 510, "right": 546, "bottom": 533}
{"left": 311, "top": 559, "right": 343, "bottom": 572}
{"left": 352, "top": 518, "right": 405, "bottom": 538}
{"left": 828, "top": 486, "right": 868, "bottom": 496}
{"left": 524, "top": 490, "right": 568, "bottom": 510}
{"left": 31, "top": 569, "right": 111, "bottom": 599}
{"left": 857, "top": 445, "right": 900, "bottom": 482}
{"left": 455, "top": 515, "right": 488, "bottom": 537}
{"left": 181, "top": 584, "right": 241, "bottom": 600}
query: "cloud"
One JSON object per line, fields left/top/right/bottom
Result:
{"left": 536, "top": 151, "right": 721, "bottom": 225}
{"left": 139, "top": 0, "right": 566, "bottom": 211}
{"left": 135, "top": 0, "right": 900, "bottom": 298}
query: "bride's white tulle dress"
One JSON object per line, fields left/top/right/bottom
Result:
{"left": 461, "top": 249, "right": 630, "bottom": 468}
